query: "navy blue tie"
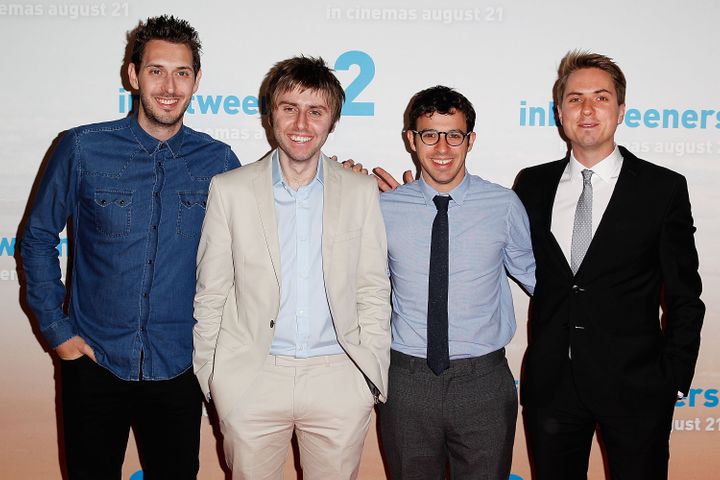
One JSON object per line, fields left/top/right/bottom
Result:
{"left": 427, "top": 195, "right": 451, "bottom": 375}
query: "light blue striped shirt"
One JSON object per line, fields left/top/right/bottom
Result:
{"left": 380, "top": 172, "right": 535, "bottom": 359}
{"left": 269, "top": 151, "right": 343, "bottom": 357}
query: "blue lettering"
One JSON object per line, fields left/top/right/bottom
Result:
{"left": 195, "top": 95, "right": 223, "bottom": 114}
{"left": 335, "top": 50, "right": 375, "bottom": 116}
{"left": 644, "top": 108, "right": 660, "bottom": 128}
{"left": 549, "top": 102, "right": 557, "bottom": 127}
{"left": 243, "top": 95, "right": 259, "bottom": 115}
{"left": 0, "top": 237, "right": 15, "bottom": 256}
{"left": 56, "top": 237, "right": 68, "bottom": 257}
{"left": 519, "top": 100, "right": 527, "bottom": 126}
{"left": 624, "top": 108, "right": 641, "bottom": 127}
{"left": 223, "top": 95, "right": 240, "bottom": 115}
{"left": 518, "top": 101, "right": 556, "bottom": 127}
{"left": 700, "top": 109, "right": 714, "bottom": 128}
{"left": 704, "top": 389, "right": 719, "bottom": 408}
{"left": 681, "top": 109, "right": 698, "bottom": 129}
{"left": 663, "top": 109, "right": 679, "bottom": 128}
{"left": 529, "top": 106, "right": 546, "bottom": 126}
{"left": 687, "top": 387, "right": 703, "bottom": 407}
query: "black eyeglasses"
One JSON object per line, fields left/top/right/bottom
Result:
{"left": 410, "top": 129, "right": 471, "bottom": 147}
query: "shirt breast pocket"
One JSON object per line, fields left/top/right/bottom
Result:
{"left": 177, "top": 191, "right": 208, "bottom": 239}
{"left": 94, "top": 189, "right": 133, "bottom": 237}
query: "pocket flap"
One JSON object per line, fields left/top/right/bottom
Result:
{"left": 178, "top": 191, "right": 208, "bottom": 209}
{"left": 94, "top": 190, "right": 132, "bottom": 208}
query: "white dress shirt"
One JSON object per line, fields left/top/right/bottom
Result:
{"left": 551, "top": 146, "right": 623, "bottom": 265}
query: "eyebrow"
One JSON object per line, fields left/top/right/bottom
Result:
{"left": 278, "top": 101, "right": 329, "bottom": 110}
{"left": 566, "top": 88, "right": 613, "bottom": 96}
{"left": 144, "top": 64, "right": 193, "bottom": 71}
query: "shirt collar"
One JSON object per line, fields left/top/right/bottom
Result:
{"left": 272, "top": 149, "right": 324, "bottom": 189}
{"left": 568, "top": 145, "right": 623, "bottom": 183}
{"left": 128, "top": 114, "right": 186, "bottom": 157}
{"left": 418, "top": 170, "right": 469, "bottom": 207}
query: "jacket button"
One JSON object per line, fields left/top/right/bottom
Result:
{"left": 270, "top": 320, "right": 275, "bottom": 328}
{"left": 571, "top": 285, "right": 585, "bottom": 293}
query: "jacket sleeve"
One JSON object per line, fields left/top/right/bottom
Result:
{"left": 20, "top": 130, "right": 79, "bottom": 348}
{"left": 658, "top": 174, "right": 704, "bottom": 395}
{"left": 193, "top": 176, "right": 235, "bottom": 400}
{"left": 355, "top": 180, "right": 392, "bottom": 399}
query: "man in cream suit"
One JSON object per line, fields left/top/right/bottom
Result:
{"left": 193, "top": 56, "right": 391, "bottom": 480}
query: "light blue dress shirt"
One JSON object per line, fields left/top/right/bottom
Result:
{"left": 269, "top": 151, "right": 343, "bottom": 358}
{"left": 380, "top": 172, "right": 536, "bottom": 359}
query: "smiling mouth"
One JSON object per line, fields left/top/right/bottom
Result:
{"left": 289, "top": 135, "right": 312, "bottom": 143}
{"left": 156, "top": 97, "right": 179, "bottom": 107}
{"left": 432, "top": 158, "right": 452, "bottom": 166}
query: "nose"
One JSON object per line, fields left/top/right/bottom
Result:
{"left": 162, "top": 74, "right": 176, "bottom": 94}
{"left": 435, "top": 134, "right": 451, "bottom": 152}
{"left": 294, "top": 110, "right": 307, "bottom": 130}
{"left": 581, "top": 98, "right": 593, "bottom": 115}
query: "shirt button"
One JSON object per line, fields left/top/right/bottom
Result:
{"left": 151, "top": 225, "right": 157, "bottom": 230}
{"left": 148, "top": 259, "right": 153, "bottom": 265}
{"left": 270, "top": 319, "right": 275, "bottom": 328}
{"left": 143, "top": 292, "right": 148, "bottom": 298}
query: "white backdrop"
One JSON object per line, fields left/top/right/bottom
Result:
{"left": 1, "top": 1, "right": 718, "bottom": 478}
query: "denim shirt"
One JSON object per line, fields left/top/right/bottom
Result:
{"left": 21, "top": 115, "right": 240, "bottom": 380}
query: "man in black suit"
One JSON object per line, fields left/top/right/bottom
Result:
{"left": 513, "top": 51, "right": 704, "bottom": 479}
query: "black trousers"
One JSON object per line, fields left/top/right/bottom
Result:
{"left": 523, "top": 370, "right": 675, "bottom": 480}
{"left": 61, "top": 356, "right": 202, "bottom": 480}
{"left": 379, "top": 349, "right": 517, "bottom": 480}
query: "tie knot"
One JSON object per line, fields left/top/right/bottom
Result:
{"left": 581, "top": 169, "right": 593, "bottom": 185}
{"left": 432, "top": 195, "right": 451, "bottom": 212}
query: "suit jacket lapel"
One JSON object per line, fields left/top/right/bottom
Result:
{"left": 576, "top": 148, "right": 641, "bottom": 278}
{"left": 253, "top": 153, "right": 281, "bottom": 286}
{"left": 541, "top": 158, "right": 574, "bottom": 276}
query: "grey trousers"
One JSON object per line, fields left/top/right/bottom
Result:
{"left": 379, "top": 349, "right": 517, "bottom": 480}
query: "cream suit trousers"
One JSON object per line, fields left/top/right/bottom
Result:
{"left": 220, "top": 353, "right": 376, "bottom": 480}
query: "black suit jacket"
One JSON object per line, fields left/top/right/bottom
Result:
{"left": 514, "top": 146, "right": 704, "bottom": 415}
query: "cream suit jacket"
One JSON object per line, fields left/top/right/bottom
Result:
{"left": 193, "top": 151, "right": 391, "bottom": 419}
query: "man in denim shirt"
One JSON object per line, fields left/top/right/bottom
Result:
{"left": 21, "top": 16, "right": 239, "bottom": 479}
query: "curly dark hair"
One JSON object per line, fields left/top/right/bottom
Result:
{"left": 408, "top": 85, "right": 476, "bottom": 132}
{"left": 130, "top": 15, "right": 202, "bottom": 74}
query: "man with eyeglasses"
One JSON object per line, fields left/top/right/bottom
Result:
{"left": 377, "top": 85, "right": 535, "bottom": 479}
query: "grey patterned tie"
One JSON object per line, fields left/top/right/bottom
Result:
{"left": 570, "top": 169, "right": 594, "bottom": 275}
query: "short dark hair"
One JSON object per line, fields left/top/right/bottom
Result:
{"left": 408, "top": 85, "right": 476, "bottom": 132}
{"left": 130, "top": 15, "right": 202, "bottom": 75}
{"left": 264, "top": 56, "right": 345, "bottom": 125}
{"left": 554, "top": 50, "right": 626, "bottom": 106}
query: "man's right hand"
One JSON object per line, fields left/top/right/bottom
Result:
{"left": 372, "top": 167, "right": 414, "bottom": 192}
{"left": 55, "top": 335, "right": 96, "bottom": 362}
